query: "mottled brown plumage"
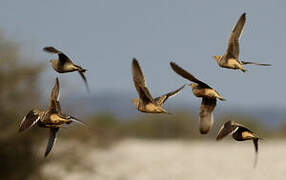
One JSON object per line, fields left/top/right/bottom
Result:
{"left": 214, "top": 13, "right": 271, "bottom": 72}
{"left": 43, "top": 46, "right": 89, "bottom": 92}
{"left": 170, "top": 62, "right": 225, "bottom": 134}
{"left": 19, "top": 78, "right": 85, "bottom": 157}
{"left": 216, "top": 120, "right": 262, "bottom": 167}
{"left": 132, "top": 59, "right": 185, "bottom": 113}
{"left": 154, "top": 84, "right": 185, "bottom": 106}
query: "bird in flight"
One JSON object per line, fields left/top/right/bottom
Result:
{"left": 216, "top": 120, "right": 263, "bottom": 167}
{"left": 213, "top": 13, "right": 271, "bottom": 72}
{"left": 170, "top": 62, "right": 225, "bottom": 134}
{"left": 43, "top": 46, "right": 90, "bottom": 92}
{"left": 19, "top": 78, "right": 85, "bottom": 157}
{"left": 132, "top": 58, "right": 185, "bottom": 114}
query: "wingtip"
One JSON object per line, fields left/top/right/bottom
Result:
{"left": 43, "top": 46, "right": 50, "bottom": 51}
{"left": 170, "top": 61, "right": 176, "bottom": 66}
{"left": 132, "top": 58, "right": 140, "bottom": 64}
{"left": 43, "top": 46, "right": 53, "bottom": 51}
{"left": 55, "top": 77, "right": 59, "bottom": 83}
{"left": 54, "top": 77, "right": 60, "bottom": 92}
{"left": 240, "top": 12, "right": 246, "bottom": 20}
{"left": 44, "top": 152, "right": 49, "bottom": 158}
{"left": 43, "top": 46, "right": 61, "bottom": 54}
{"left": 132, "top": 58, "right": 139, "bottom": 65}
{"left": 18, "top": 123, "right": 27, "bottom": 132}
{"left": 170, "top": 61, "right": 179, "bottom": 71}
{"left": 44, "top": 147, "right": 52, "bottom": 157}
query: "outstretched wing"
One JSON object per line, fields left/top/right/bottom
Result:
{"left": 216, "top": 120, "right": 239, "bottom": 140}
{"left": 132, "top": 58, "right": 154, "bottom": 104}
{"left": 154, "top": 84, "right": 185, "bottom": 106}
{"left": 199, "top": 97, "right": 217, "bottom": 134}
{"left": 170, "top": 62, "right": 211, "bottom": 88}
{"left": 43, "top": 46, "right": 72, "bottom": 64}
{"left": 48, "top": 78, "right": 61, "bottom": 113}
{"left": 19, "top": 109, "right": 42, "bottom": 132}
{"left": 44, "top": 127, "right": 59, "bottom": 157}
{"left": 225, "top": 13, "right": 246, "bottom": 60}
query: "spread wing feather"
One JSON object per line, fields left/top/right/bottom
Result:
{"left": 154, "top": 85, "right": 185, "bottom": 105}
{"left": 43, "top": 46, "right": 72, "bottom": 64}
{"left": 44, "top": 127, "right": 59, "bottom": 157}
{"left": 132, "top": 59, "right": 154, "bottom": 104}
{"left": 48, "top": 78, "right": 61, "bottom": 113}
{"left": 19, "top": 109, "right": 41, "bottom": 132}
{"left": 170, "top": 62, "right": 211, "bottom": 88}
{"left": 225, "top": 13, "right": 246, "bottom": 60}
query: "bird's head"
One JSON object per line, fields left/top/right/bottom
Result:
{"left": 213, "top": 56, "right": 222, "bottom": 63}
{"left": 49, "top": 59, "right": 58, "bottom": 70}
{"left": 132, "top": 98, "right": 139, "bottom": 107}
{"left": 49, "top": 59, "right": 57, "bottom": 65}
{"left": 189, "top": 83, "right": 198, "bottom": 89}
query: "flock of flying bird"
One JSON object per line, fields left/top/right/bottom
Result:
{"left": 18, "top": 13, "right": 271, "bottom": 166}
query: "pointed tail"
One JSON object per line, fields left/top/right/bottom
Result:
{"left": 77, "top": 70, "right": 90, "bottom": 93}
{"left": 253, "top": 138, "right": 260, "bottom": 168}
{"left": 70, "top": 116, "right": 88, "bottom": 127}
{"left": 217, "top": 96, "right": 226, "bottom": 101}
{"left": 241, "top": 61, "right": 271, "bottom": 66}
{"left": 79, "top": 68, "right": 87, "bottom": 73}
{"left": 240, "top": 68, "right": 247, "bottom": 73}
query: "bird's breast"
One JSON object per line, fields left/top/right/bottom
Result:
{"left": 193, "top": 88, "right": 218, "bottom": 98}
{"left": 145, "top": 103, "right": 159, "bottom": 112}
{"left": 49, "top": 114, "right": 70, "bottom": 124}
{"left": 224, "top": 58, "right": 243, "bottom": 68}
{"left": 63, "top": 63, "right": 78, "bottom": 72}
{"left": 192, "top": 88, "right": 205, "bottom": 97}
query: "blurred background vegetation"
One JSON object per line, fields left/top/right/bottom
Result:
{"left": 0, "top": 32, "right": 46, "bottom": 179}
{"left": 0, "top": 31, "right": 285, "bottom": 179}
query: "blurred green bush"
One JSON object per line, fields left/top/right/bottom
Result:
{"left": 0, "top": 32, "right": 46, "bottom": 180}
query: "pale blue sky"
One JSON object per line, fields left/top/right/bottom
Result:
{"left": 0, "top": 0, "right": 285, "bottom": 107}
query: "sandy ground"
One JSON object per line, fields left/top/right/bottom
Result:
{"left": 42, "top": 139, "right": 286, "bottom": 180}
